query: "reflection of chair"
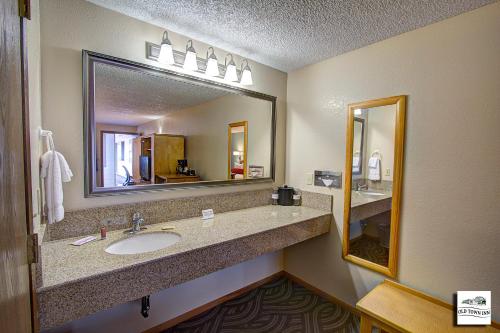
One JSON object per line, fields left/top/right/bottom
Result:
{"left": 122, "top": 166, "right": 135, "bottom": 186}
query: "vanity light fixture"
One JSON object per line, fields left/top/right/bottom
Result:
{"left": 157, "top": 31, "right": 175, "bottom": 65}
{"left": 240, "top": 59, "right": 253, "bottom": 85}
{"left": 224, "top": 54, "right": 238, "bottom": 82}
{"left": 183, "top": 40, "right": 198, "bottom": 71}
{"left": 205, "top": 47, "right": 219, "bottom": 77}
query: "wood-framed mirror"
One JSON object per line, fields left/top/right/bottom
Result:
{"left": 228, "top": 121, "right": 248, "bottom": 180}
{"left": 342, "top": 95, "right": 406, "bottom": 278}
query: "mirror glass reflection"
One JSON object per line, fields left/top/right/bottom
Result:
{"left": 89, "top": 58, "right": 274, "bottom": 192}
{"left": 348, "top": 104, "right": 396, "bottom": 267}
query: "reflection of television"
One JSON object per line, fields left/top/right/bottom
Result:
{"left": 139, "top": 155, "right": 150, "bottom": 181}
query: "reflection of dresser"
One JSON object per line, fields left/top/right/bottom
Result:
{"left": 132, "top": 134, "right": 184, "bottom": 184}
{"left": 156, "top": 174, "right": 201, "bottom": 184}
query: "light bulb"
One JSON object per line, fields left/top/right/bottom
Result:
{"left": 354, "top": 109, "right": 362, "bottom": 116}
{"left": 224, "top": 64, "right": 238, "bottom": 81}
{"left": 158, "top": 31, "right": 174, "bottom": 65}
{"left": 224, "top": 54, "right": 238, "bottom": 82}
{"left": 183, "top": 40, "right": 198, "bottom": 71}
{"left": 240, "top": 60, "right": 253, "bottom": 85}
{"left": 205, "top": 47, "right": 219, "bottom": 76}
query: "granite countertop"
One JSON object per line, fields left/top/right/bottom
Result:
{"left": 39, "top": 205, "right": 329, "bottom": 292}
{"left": 350, "top": 190, "right": 392, "bottom": 208}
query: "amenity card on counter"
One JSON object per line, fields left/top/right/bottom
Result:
{"left": 201, "top": 209, "right": 215, "bottom": 220}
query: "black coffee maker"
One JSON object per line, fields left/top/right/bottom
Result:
{"left": 176, "top": 160, "right": 188, "bottom": 175}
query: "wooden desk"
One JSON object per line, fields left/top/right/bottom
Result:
{"left": 357, "top": 280, "right": 498, "bottom": 333}
{"left": 156, "top": 174, "right": 200, "bottom": 184}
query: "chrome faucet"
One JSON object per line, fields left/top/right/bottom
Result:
{"left": 356, "top": 183, "right": 368, "bottom": 191}
{"left": 131, "top": 212, "right": 145, "bottom": 233}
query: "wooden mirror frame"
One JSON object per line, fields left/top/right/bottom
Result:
{"left": 352, "top": 117, "right": 365, "bottom": 176}
{"left": 342, "top": 95, "right": 406, "bottom": 278}
{"left": 83, "top": 50, "right": 276, "bottom": 197}
{"left": 227, "top": 121, "right": 248, "bottom": 179}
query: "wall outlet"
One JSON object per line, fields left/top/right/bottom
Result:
{"left": 385, "top": 168, "right": 391, "bottom": 177}
{"left": 306, "top": 173, "right": 314, "bottom": 185}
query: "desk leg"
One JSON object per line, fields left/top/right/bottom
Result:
{"left": 360, "top": 314, "right": 373, "bottom": 333}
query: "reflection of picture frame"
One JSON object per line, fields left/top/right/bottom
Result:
{"left": 249, "top": 165, "right": 264, "bottom": 178}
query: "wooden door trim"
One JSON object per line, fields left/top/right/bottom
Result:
{"left": 227, "top": 121, "right": 248, "bottom": 179}
{"left": 20, "top": 14, "right": 38, "bottom": 332}
{"left": 0, "top": 0, "right": 36, "bottom": 331}
{"left": 98, "top": 130, "right": 138, "bottom": 186}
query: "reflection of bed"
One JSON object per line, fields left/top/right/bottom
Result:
{"left": 231, "top": 166, "right": 244, "bottom": 179}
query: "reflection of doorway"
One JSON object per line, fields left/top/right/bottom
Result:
{"left": 228, "top": 121, "right": 248, "bottom": 179}
{"left": 101, "top": 132, "right": 138, "bottom": 187}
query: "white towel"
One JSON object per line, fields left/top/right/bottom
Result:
{"left": 352, "top": 156, "right": 360, "bottom": 173}
{"left": 40, "top": 134, "right": 73, "bottom": 224}
{"left": 368, "top": 156, "right": 381, "bottom": 181}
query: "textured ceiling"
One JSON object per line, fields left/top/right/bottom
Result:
{"left": 86, "top": 0, "right": 496, "bottom": 72}
{"left": 94, "top": 62, "right": 229, "bottom": 126}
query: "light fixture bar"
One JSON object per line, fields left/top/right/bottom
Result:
{"left": 146, "top": 41, "right": 244, "bottom": 79}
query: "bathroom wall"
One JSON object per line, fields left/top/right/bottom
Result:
{"left": 39, "top": 0, "right": 286, "bottom": 211}
{"left": 285, "top": 2, "right": 500, "bottom": 321}
{"left": 138, "top": 94, "right": 273, "bottom": 180}
{"left": 38, "top": 0, "right": 286, "bottom": 331}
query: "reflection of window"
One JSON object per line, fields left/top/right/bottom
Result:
{"left": 120, "top": 141, "right": 125, "bottom": 161}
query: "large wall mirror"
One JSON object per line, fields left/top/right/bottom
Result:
{"left": 342, "top": 95, "right": 406, "bottom": 277}
{"left": 83, "top": 51, "right": 276, "bottom": 196}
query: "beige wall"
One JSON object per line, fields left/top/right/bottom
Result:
{"left": 39, "top": 0, "right": 286, "bottom": 331}
{"left": 40, "top": 0, "right": 286, "bottom": 211}
{"left": 285, "top": 2, "right": 500, "bottom": 321}
{"left": 138, "top": 94, "right": 273, "bottom": 180}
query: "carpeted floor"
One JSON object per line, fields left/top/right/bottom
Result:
{"left": 164, "top": 276, "right": 360, "bottom": 333}
{"left": 349, "top": 235, "right": 389, "bottom": 266}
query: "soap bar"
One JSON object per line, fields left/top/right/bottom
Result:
{"left": 71, "top": 236, "right": 97, "bottom": 246}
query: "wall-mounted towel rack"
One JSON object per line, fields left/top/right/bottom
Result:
{"left": 371, "top": 150, "right": 382, "bottom": 158}
{"left": 39, "top": 127, "right": 54, "bottom": 151}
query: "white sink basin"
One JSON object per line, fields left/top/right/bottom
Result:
{"left": 105, "top": 232, "right": 181, "bottom": 255}
{"left": 362, "top": 191, "right": 386, "bottom": 196}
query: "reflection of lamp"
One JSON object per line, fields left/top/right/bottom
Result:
{"left": 354, "top": 108, "right": 362, "bottom": 116}
{"left": 233, "top": 150, "right": 243, "bottom": 163}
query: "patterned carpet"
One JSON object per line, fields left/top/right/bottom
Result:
{"left": 349, "top": 236, "right": 389, "bottom": 266}
{"left": 164, "top": 276, "right": 360, "bottom": 333}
